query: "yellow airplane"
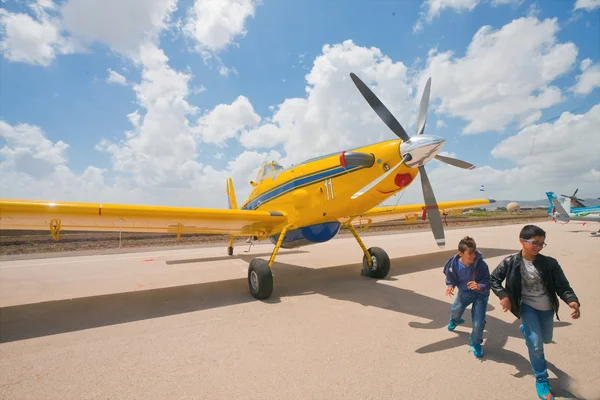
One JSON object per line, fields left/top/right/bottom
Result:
{"left": 0, "top": 73, "right": 495, "bottom": 300}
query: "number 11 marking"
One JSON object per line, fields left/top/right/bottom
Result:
{"left": 324, "top": 178, "right": 334, "bottom": 200}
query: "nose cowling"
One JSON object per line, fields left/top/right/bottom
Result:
{"left": 399, "top": 135, "right": 446, "bottom": 168}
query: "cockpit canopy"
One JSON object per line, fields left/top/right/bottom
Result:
{"left": 255, "top": 161, "right": 284, "bottom": 182}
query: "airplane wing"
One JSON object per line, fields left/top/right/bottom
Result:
{"left": 342, "top": 198, "right": 496, "bottom": 226}
{"left": 0, "top": 199, "right": 288, "bottom": 238}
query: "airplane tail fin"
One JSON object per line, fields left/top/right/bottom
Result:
{"left": 545, "top": 192, "right": 557, "bottom": 215}
{"left": 551, "top": 198, "right": 570, "bottom": 223}
{"left": 226, "top": 177, "right": 238, "bottom": 209}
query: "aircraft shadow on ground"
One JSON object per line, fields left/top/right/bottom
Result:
{"left": 0, "top": 246, "right": 581, "bottom": 397}
{"left": 165, "top": 249, "right": 309, "bottom": 265}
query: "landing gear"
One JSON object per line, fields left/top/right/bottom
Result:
{"left": 361, "top": 246, "right": 391, "bottom": 279}
{"left": 227, "top": 236, "right": 234, "bottom": 256}
{"left": 247, "top": 224, "right": 292, "bottom": 300}
{"left": 347, "top": 223, "right": 391, "bottom": 279}
{"left": 248, "top": 259, "right": 273, "bottom": 299}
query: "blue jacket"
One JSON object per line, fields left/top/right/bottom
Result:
{"left": 443, "top": 250, "right": 490, "bottom": 295}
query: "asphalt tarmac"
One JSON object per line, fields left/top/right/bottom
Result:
{"left": 1, "top": 221, "right": 598, "bottom": 399}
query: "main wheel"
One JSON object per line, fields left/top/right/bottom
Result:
{"left": 248, "top": 258, "right": 274, "bottom": 299}
{"left": 361, "top": 246, "right": 391, "bottom": 279}
{"left": 227, "top": 246, "right": 233, "bottom": 256}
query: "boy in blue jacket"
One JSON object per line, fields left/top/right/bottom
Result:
{"left": 443, "top": 236, "right": 490, "bottom": 358}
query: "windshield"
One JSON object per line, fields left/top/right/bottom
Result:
{"left": 255, "top": 161, "right": 284, "bottom": 181}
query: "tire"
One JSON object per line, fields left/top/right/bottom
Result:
{"left": 362, "top": 247, "right": 391, "bottom": 279}
{"left": 248, "top": 258, "right": 274, "bottom": 299}
{"left": 227, "top": 246, "right": 233, "bottom": 256}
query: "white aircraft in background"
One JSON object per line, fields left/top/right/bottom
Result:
{"left": 551, "top": 198, "right": 600, "bottom": 235}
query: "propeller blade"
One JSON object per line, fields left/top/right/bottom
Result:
{"left": 434, "top": 154, "right": 476, "bottom": 170}
{"left": 415, "top": 77, "right": 431, "bottom": 136}
{"left": 351, "top": 154, "right": 412, "bottom": 199}
{"left": 349, "top": 72, "right": 411, "bottom": 142}
{"left": 418, "top": 165, "right": 445, "bottom": 248}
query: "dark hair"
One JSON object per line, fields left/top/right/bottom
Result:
{"left": 458, "top": 236, "right": 476, "bottom": 253}
{"left": 519, "top": 225, "right": 546, "bottom": 240}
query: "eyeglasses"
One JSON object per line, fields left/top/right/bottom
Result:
{"left": 523, "top": 239, "right": 547, "bottom": 248}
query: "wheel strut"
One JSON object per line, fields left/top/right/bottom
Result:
{"left": 346, "top": 223, "right": 372, "bottom": 266}
{"left": 247, "top": 224, "right": 293, "bottom": 300}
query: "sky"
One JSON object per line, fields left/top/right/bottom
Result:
{"left": 0, "top": 0, "right": 599, "bottom": 210}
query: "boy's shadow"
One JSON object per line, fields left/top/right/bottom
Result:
{"left": 415, "top": 318, "right": 584, "bottom": 399}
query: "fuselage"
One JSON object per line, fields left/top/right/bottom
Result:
{"left": 239, "top": 139, "right": 420, "bottom": 248}
{"left": 570, "top": 205, "right": 600, "bottom": 214}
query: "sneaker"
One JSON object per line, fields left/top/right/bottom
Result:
{"left": 447, "top": 318, "right": 465, "bottom": 331}
{"left": 535, "top": 381, "right": 554, "bottom": 400}
{"left": 469, "top": 343, "right": 483, "bottom": 358}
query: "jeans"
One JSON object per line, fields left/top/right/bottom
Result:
{"left": 520, "top": 302, "right": 555, "bottom": 383}
{"left": 449, "top": 290, "right": 489, "bottom": 345}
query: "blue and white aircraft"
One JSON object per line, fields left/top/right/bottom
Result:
{"left": 545, "top": 191, "right": 600, "bottom": 216}
{"left": 550, "top": 198, "right": 600, "bottom": 235}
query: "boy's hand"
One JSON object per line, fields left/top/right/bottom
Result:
{"left": 569, "top": 302, "right": 580, "bottom": 319}
{"left": 446, "top": 286, "right": 455, "bottom": 297}
{"left": 467, "top": 281, "right": 480, "bottom": 291}
{"left": 500, "top": 297, "right": 511, "bottom": 312}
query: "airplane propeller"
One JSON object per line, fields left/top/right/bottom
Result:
{"left": 560, "top": 188, "right": 587, "bottom": 207}
{"left": 349, "top": 72, "right": 477, "bottom": 248}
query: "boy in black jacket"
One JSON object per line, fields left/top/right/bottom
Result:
{"left": 489, "top": 225, "right": 580, "bottom": 400}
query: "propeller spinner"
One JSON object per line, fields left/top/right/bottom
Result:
{"left": 349, "top": 72, "right": 477, "bottom": 248}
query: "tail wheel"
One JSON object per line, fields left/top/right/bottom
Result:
{"left": 248, "top": 258, "right": 274, "bottom": 300}
{"left": 362, "top": 246, "right": 391, "bottom": 279}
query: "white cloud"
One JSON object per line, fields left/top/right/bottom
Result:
{"left": 424, "top": 0, "right": 481, "bottom": 21}
{"left": 413, "top": 0, "right": 522, "bottom": 31}
{"left": 0, "top": 1, "right": 74, "bottom": 66}
{"left": 219, "top": 65, "right": 238, "bottom": 76}
{"left": 571, "top": 58, "right": 600, "bottom": 95}
{"left": 106, "top": 68, "right": 127, "bottom": 85}
{"left": 0, "top": 118, "right": 281, "bottom": 208}
{"left": 60, "top": 0, "right": 177, "bottom": 60}
{"left": 413, "top": 105, "right": 600, "bottom": 203}
{"left": 0, "top": 0, "right": 178, "bottom": 66}
{"left": 490, "top": 0, "right": 522, "bottom": 4}
{"left": 0, "top": 0, "right": 271, "bottom": 208}
{"left": 239, "top": 123, "right": 287, "bottom": 149}
{"left": 195, "top": 95, "right": 261, "bottom": 145}
{"left": 240, "top": 40, "right": 416, "bottom": 166}
{"left": 92, "top": 42, "right": 268, "bottom": 204}
{"left": 0, "top": 121, "right": 68, "bottom": 179}
{"left": 419, "top": 16, "right": 578, "bottom": 134}
{"left": 1, "top": 3, "right": 596, "bottom": 213}
{"left": 96, "top": 43, "right": 202, "bottom": 188}
{"left": 181, "top": 0, "right": 259, "bottom": 77}
{"left": 183, "top": 0, "right": 259, "bottom": 53}
{"left": 574, "top": 0, "right": 600, "bottom": 11}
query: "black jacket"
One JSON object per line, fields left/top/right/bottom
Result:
{"left": 489, "top": 251, "right": 579, "bottom": 320}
